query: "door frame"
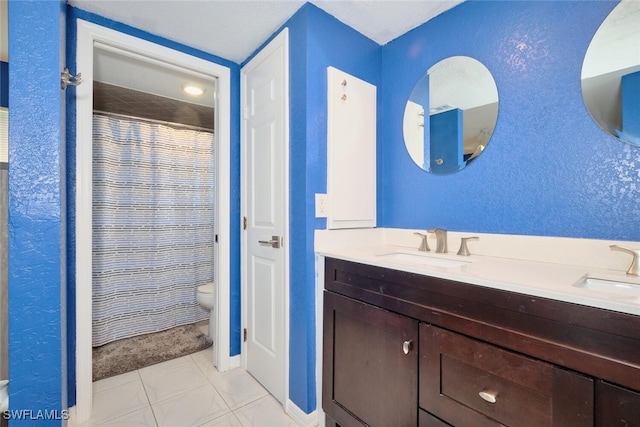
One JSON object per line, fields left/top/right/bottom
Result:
{"left": 240, "top": 28, "right": 290, "bottom": 406}
{"left": 75, "top": 19, "right": 232, "bottom": 423}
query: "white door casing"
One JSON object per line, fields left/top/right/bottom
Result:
{"left": 75, "top": 20, "right": 231, "bottom": 423}
{"left": 241, "top": 28, "right": 289, "bottom": 406}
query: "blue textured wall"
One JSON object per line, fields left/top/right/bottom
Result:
{"left": 272, "top": 3, "right": 381, "bottom": 413}
{"left": 64, "top": 6, "right": 241, "bottom": 406}
{"left": 1, "top": 61, "right": 8, "bottom": 107}
{"left": 8, "top": 0, "right": 67, "bottom": 421}
{"left": 380, "top": 0, "right": 640, "bottom": 241}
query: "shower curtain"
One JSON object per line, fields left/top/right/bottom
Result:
{"left": 92, "top": 114, "right": 214, "bottom": 347}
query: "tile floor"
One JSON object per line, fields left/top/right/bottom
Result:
{"left": 75, "top": 346, "right": 298, "bottom": 426}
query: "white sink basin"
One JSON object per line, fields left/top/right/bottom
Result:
{"left": 376, "top": 252, "right": 470, "bottom": 268}
{"left": 574, "top": 276, "right": 640, "bottom": 299}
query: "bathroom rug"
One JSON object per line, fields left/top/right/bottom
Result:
{"left": 92, "top": 323, "right": 212, "bottom": 381}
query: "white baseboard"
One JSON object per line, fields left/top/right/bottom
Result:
{"left": 66, "top": 406, "right": 76, "bottom": 427}
{"left": 229, "top": 354, "right": 241, "bottom": 369}
{"left": 286, "top": 399, "right": 319, "bottom": 427}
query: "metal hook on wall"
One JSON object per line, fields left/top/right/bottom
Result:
{"left": 61, "top": 68, "right": 82, "bottom": 90}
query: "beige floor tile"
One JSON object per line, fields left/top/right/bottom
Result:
{"left": 140, "top": 356, "right": 209, "bottom": 403}
{"left": 233, "top": 395, "right": 297, "bottom": 427}
{"left": 90, "top": 380, "right": 149, "bottom": 425}
{"left": 206, "top": 369, "right": 268, "bottom": 410}
{"left": 151, "top": 383, "right": 230, "bottom": 427}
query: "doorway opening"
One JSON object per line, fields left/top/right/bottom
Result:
{"left": 75, "top": 20, "right": 231, "bottom": 423}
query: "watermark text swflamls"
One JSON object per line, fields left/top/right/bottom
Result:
{"left": 3, "top": 409, "right": 70, "bottom": 421}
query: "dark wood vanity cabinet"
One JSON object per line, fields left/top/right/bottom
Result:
{"left": 322, "top": 257, "right": 640, "bottom": 427}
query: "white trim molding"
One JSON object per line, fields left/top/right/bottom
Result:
{"left": 75, "top": 19, "right": 231, "bottom": 423}
{"left": 286, "top": 399, "right": 319, "bottom": 427}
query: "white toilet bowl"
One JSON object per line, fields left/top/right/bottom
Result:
{"left": 196, "top": 283, "right": 215, "bottom": 309}
{"left": 196, "top": 283, "right": 215, "bottom": 339}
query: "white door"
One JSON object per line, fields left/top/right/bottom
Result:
{"left": 241, "top": 29, "right": 289, "bottom": 404}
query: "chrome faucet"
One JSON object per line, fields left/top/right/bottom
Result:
{"left": 610, "top": 245, "right": 640, "bottom": 276}
{"left": 428, "top": 228, "right": 447, "bottom": 253}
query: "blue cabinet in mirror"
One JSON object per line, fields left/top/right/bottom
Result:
{"left": 582, "top": 0, "right": 640, "bottom": 147}
{"left": 402, "top": 56, "right": 499, "bottom": 174}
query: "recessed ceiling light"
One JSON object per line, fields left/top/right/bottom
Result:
{"left": 182, "top": 84, "right": 205, "bottom": 96}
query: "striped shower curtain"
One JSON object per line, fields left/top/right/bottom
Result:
{"left": 92, "top": 114, "right": 214, "bottom": 347}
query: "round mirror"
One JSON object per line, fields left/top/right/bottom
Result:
{"left": 581, "top": 0, "right": 640, "bottom": 146}
{"left": 403, "top": 56, "right": 499, "bottom": 174}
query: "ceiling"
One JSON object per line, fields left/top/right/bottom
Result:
{"left": 59, "top": 0, "right": 463, "bottom": 107}
{"left": 66, "top": 0, "right": 464, "bottom": 64}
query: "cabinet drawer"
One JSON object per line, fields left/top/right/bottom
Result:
{"left": 596, "top": 380, "right": 640, "bottom": 426}
{"left": 419, "top": 410, "right": 453, "bottom": 427}
{"left": 420, "top": 324, "right": 593, "bottom": 427}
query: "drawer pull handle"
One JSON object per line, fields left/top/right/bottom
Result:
{"left": 402, "top": 340, "right": 413, "bottom": 355}
{"left": 479, "top": 390, "right": 498, "bottom": 404}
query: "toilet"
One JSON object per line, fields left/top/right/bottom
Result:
{"left": 196, "top": 283, "right": 215, "bottom": 339}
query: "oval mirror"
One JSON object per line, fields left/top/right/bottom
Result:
{"left": 581, "top": 0, "right": 640, "bottom": 146}
{"left": 403, "top": 56, "right": 499, "bottom": 174}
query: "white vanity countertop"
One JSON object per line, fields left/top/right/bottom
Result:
{"left": 315, "top": 228, "right": 640, "bottom": 316}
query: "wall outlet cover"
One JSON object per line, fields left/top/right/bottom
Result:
{"left": 316, "top": 193, "right": 328, "bottom": 217}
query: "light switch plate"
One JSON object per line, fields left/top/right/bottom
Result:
{"left": 316, "top": 193, "right": 328, "bottom": 218}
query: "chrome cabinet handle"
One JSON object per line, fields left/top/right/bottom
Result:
{"left": 258, "top": 236, "right": 282, "bottom": 249}
{"left": 402, "top": 340, "right": 413, "bottom": 355}
{"left": 478, "top": 390, "right": 498, "bottom": 404}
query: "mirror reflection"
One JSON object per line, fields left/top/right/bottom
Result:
{"left": 582, "top": 0, "right": 640, "bottom": 146}
{"left": 403, "top": 56, "right": 498, "bottom": 174}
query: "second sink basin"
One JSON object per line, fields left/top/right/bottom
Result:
{"left": 377, "top": 251, "right": 470, "bottom": 268}
{"left": 573, "top": 276, "right": 640, "bottom": 300}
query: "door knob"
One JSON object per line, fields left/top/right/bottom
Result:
{"left": 258, "top": 236, "right": 282, "bottom": 249}
{"left": 402, "top": 340, "right": 413, "bottom": 355}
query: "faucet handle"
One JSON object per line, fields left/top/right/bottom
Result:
{"left": 610, "top": 245, "right": 640, "bottom": 276}
{"left": 457, "top": 236, "right": 479, "bottom": 256}
{"left": 414, "top": 232, "right": 430, "bottom": 252}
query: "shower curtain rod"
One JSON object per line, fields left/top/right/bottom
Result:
{"left": 93, "top": 110, "right": 215, "bottom": 134}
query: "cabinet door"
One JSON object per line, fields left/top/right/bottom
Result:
{"left": 420, "top": 324, "right": 594, "bottom": 427}
{"left": 596, "top": 380, "right": 640, "bottom": 426}
{"left": 323, "top": 291, "right": 418, "bottom": 427}
{"left": 326, "top": 67, "right": 377, "bottom": 229}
